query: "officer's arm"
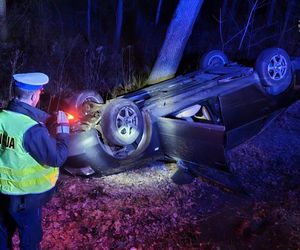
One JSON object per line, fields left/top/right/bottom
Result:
{"left": 23, "top": 124, "right": 70, "bottom": 167}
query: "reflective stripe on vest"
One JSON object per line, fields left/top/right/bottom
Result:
{"left": 0, "top": 110, "right": 59, "bottom": 195}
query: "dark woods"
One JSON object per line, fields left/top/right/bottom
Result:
{"left": 0, "top": 0, "right": 299, "bottom": 100}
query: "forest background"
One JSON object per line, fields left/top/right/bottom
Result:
{"left": 0, "top": 0, "right": 299, "bottom": 100}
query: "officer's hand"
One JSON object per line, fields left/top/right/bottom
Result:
{"left": 56, "top": 110, "right": 70, "bottom": 134}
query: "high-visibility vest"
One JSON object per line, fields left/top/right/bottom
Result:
{"left": 0, "top": 110, "right": 59, "bottom": 195}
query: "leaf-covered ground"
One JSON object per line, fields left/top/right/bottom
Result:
{"left": 13, "top": 101, "right": 300, "bottom": 250}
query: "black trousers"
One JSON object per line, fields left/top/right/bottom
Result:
{"left": 0, "top": 188, "right": 55, "bottom": 250}
{"left": 0, "top": 203, "right": 42, "bottom": 250}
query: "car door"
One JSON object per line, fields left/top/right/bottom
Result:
{"left": 156, "top": 116, "right": 226, "bottom": 169}
{"left": 219, "top": 83, "right": 280, "bottom": 148}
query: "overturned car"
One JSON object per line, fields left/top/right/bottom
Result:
{"left": 53, "top": 48, "right": 300, "bottom": 177}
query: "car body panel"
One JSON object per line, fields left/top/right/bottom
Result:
{"left": 65, "top": 112, "right": 164, "bottom": 175}
{"left": 157, "top": 117, "right": 226, "bottom": 168}
{"left": 125, "top": 66, "right": 255, "bottom": 117}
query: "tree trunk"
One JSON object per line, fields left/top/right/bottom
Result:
{"left": 238, "top": 0, "right": 258, "bottom": 50}
{"left": 0, "top": 0, "right": 7, "bottom": 42}
{"left": 147, "top": 0, "right": 204, "bottom": 84}
{"left": 87, "top": 0, "right": 91, "bottom": 41}
{"left": 279, "top": 0, "right": 294, "bottom": 46}
{"left": 155, "top": 0, "right": 163, "bottom": 26}
{"left": 230, "top": 0, "right": 238, "bottom": 19}
{"left": 267, "top": 0, "right": 276, "bottom": 26}
{"left": 221, "top": 0, "right": 228, "bottom": 20}
{"left": 114, "top": 0, "right": 123, "bottom": 50}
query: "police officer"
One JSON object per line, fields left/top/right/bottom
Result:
{"left": 0, "top": 72, "right": 70, "bottom": 250}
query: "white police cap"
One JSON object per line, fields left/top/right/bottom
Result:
{"left": 13, "top": 72, "right": 49, "bottom": 90}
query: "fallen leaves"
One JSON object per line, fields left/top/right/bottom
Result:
{"left": 9, "top": 101, "right": 300, "bottom": 249}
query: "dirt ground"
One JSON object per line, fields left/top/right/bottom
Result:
{"left": 12, "top": 101, "right": 300, "bottom": 250}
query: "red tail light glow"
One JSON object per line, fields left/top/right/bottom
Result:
{"left": 66, "top": 112, "right": 75, "bottom": 120}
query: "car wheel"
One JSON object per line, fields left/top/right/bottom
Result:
{"left": 100, "top": 99, "right": 144, "bottom": 146}
{"left": 72, "top": 90, "right": 103, "bottom": 118}
{"left": 199, "top": 50, "right": 228, "bottom": 69}
{"left": 255, "top": 48, "right": 292, "bottom": 95}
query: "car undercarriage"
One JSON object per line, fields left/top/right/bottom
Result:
{"left": 47, "top": 48, "right": 300, "bottom": 182}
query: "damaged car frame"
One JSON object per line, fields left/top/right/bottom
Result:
{"left": 53, "top": 48, "right": 300, "bottom": 178}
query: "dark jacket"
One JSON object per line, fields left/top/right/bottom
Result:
{"left": 7, "top": 99, "right": 69, "bottom": 167}
{"left": 0, "top": 99, "right": 70, "bottom": 211}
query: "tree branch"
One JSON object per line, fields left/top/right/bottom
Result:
{"left": 238, "top": 0, "right": 258, "bottom": 50}
{"left": 219, "top": 8, "right": 224, "bottom": 50}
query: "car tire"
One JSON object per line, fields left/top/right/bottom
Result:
{"left": 255, "top": 48, "right": 292, "bottom": 95}
{"left": 199, "top": 50, "right": 228, "bottom": 69}
{"left": 72, "top": 90, "right": 103, "bottom": 118}
{"left": 100, "top": 98, "right": 144, "bottom": 146}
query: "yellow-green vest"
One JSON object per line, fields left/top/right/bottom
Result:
{"left": 0, "top": 110, "right": 59, "bottom": 195}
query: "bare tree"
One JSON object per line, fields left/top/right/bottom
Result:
{"left": 221, "top": 0, "right": 228, "bottom": 19}
{"left": 279, "top": 0, "right": 294, "bottom": 46}
{"left": 9, "top": 50, "right": 23, "bottom": 100}
{"left": 147, "top": 0, "right": 204, "bottom": 84}
{"left": 114, "top": 0, "right": 123, "bottom": 49}
{"left": 219, "top": 8, "right": 225, "bottom": 50}
{"left": 155, "top": 0, "right": 163, "bottom": 26}
{"left": 230, "top": 0, "right": 239, "bottom": 20}
{"left": 87, "top": 0, "right": 91, "bottom": 41}
{"left": 0, "top": 0, "right": 7, "bottom": 42}
{"left": 219, "top": 0, "right": 273, "bottom": 51}
{"left": 267, "top": 0, "right": 276, "bottom": 26}
{"left": 238, "top": 0, "right": 258, "bottom": 50}
{"left": 84, "top": 46, "right": 105, "bottom": 89}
